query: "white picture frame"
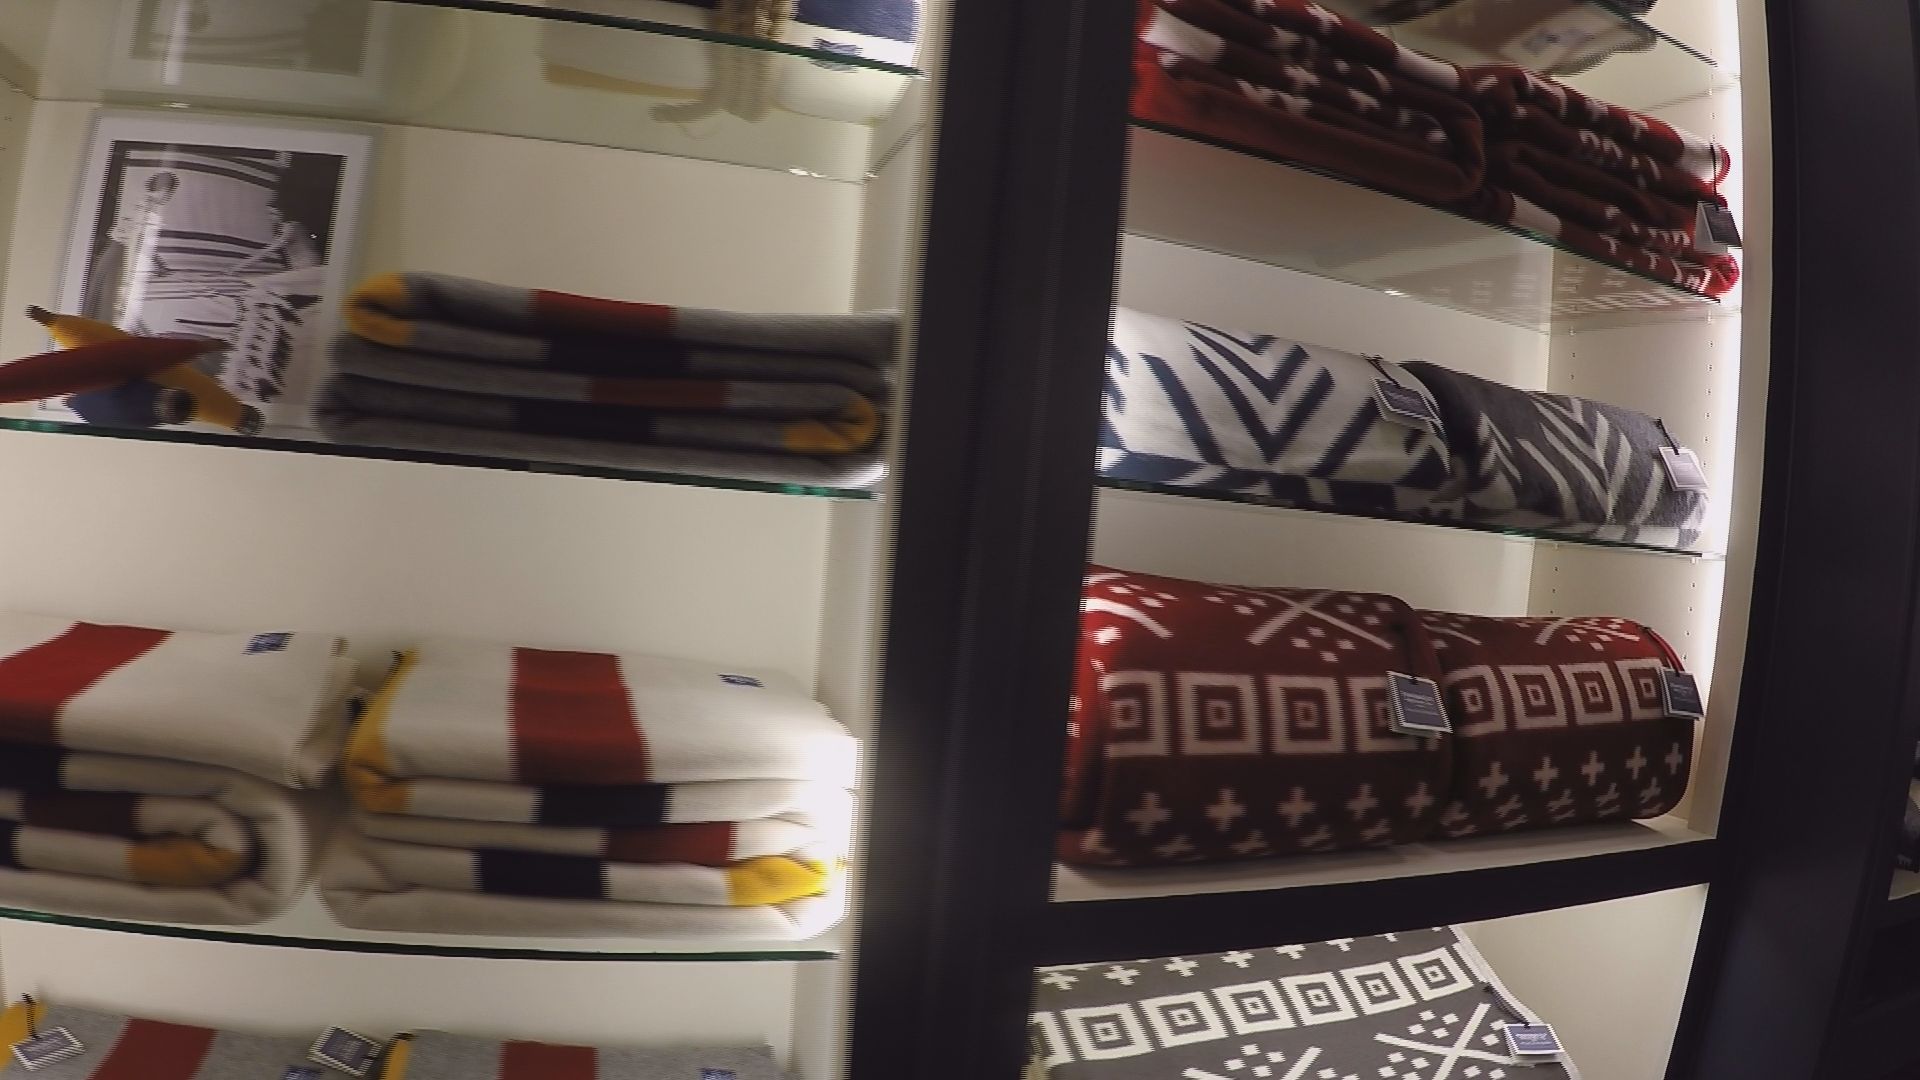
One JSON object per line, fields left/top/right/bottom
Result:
{"left": 106, "top": 0, "right": 395, "bottom": 111}
{"left": 50, "top": 108, "right": 374, "bottom": 432}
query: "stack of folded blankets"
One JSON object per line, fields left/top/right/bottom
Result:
{"left": 1131, "top": 0, "right": 1740, "bottom": 298}
{"left": 320, "top": 272, "right": 899, "bottom": 488}
{"left": 1061, "top": 566, "right": 1694, "bottom": 868}
{"left": 1330, "top": 0, "right": 1660, "bottom": 77}
{"left": 0, "top": 999, "right": 790, "bottom": 1080}
{"left": 323, "top": 639, "right": 855, "bottom": 939}
{"left": 1101, "top": 307, "right": 1710, "bottom": 548}
{"left": 0, "top": 615, "right": 355, "bottom": 924}
{"left": 1465, "top": 66, "right": 1738, "bottom": 297}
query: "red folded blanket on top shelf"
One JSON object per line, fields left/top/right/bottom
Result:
{"left": 1059, "top": 567, "right": 1451, "bottom": 868}
{"left": 1133, "top": 0, "right": 1488, "bottom": 206}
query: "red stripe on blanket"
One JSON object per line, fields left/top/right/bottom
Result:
{"left": 604, "top": 821, "right": 739, "bottom": 865}
{"left": 510, "top": 648, "right": 651, "bottom": 785}
{"left": 532, "top": 291, "right": 676, "bottom": 339}
{"left": 500, "top": 1041, "right": 598, "bottom": 1080}
{"left": 0, "top": 623, "right": 171, "bottom": 745}
{"left": 90, "top": 1019, "right": 217, "bottom": 1080}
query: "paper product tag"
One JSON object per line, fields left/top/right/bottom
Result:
{"left": 718, "top": 674, "right": 764, "bottom": 688}
{"left": 1502, "top": 1023, "right": 1565, "bottom": 1058}
{"left": 247, "top": 632, "right": 293, "bottom": 654}
{"left": 283, "top": 1068, "right": 325, "bottom": 1080}
{"left": 1387, "top": 671, "right": 1451, "bottom": 736}
{"left": 1694, "top": 202, "right": 1744, "bottom": 254}
{"left": 1374, "top": 379, "right": 1442, "bottom": 433}
{"left": 308, "top": 1028, "right": 381, "bottom": 1076}
{"left": 701, "top": 1071, "right": 739, "bottom": 1080}
{"left": 12, "top": 1028, "right": 83, "bottom": 1071}
{"left": 1660, "top": 669, "right": 1705, "bottom": 722}
{"left": 1659, "top": 447, "right": 1710, "bottom": 492}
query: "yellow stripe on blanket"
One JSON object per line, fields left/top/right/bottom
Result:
{"left": 128, "top": 836, "right": 248, "bottom": 888}
{"left": 379, "top": 1034, "right": 414, "bottom": 1080}
{"left": 724, "top": 855, "right": 833, "bottom": 906}
{"left": 346, "top": 273, "right": 418, "bottom": 349}
{"left": 782, "top": 396, "right": 881, "bottom": 454}
{"left": 345, "top": 651, "right": 421, "bottom": 815}
{"left": 0, "top": 999, "right": 48, "bottom": 1067}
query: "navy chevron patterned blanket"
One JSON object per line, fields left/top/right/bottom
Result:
{"left": 1099, "top": 308, "right": 1461, "bottom": 518}
{"left": 1402, "top": 361, "right": 1707, "bottom": 547}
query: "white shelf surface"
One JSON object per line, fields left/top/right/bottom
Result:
{"left": 1891, "top": 869, "right": 1920, "bottom": 904}
{"left": 1052, "top": 815, "right": 1708, "bottom": 903}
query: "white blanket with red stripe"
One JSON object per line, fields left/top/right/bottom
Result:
{"left": 0, "top": 615, "right": 358, "bottom": 788}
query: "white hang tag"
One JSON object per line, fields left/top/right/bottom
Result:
{"left": 1374, "top": 379, "right": 1443, "bottom": 434}
{"left": 12, "top": 1028, "right": 84, "bottom": 1071}
{"left": 1659, "top": 447, "right": 1710, "bottom": 493}
{"left": 1501, "top": 1023, "right": 1566, "bottom": 1059}
{"left": 1694, "top": 202, "right": 1744, "bottom": 255}
{"left": 308, "top": 1028, "right": 382, "bottom": 1077}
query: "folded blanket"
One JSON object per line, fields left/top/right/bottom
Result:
{"left": 1134, "top": 0, "right": 1488, "bottom": 206}
{"left": 0, "top": 747, "right": 312, "bottom": 924}
{"left": 347, "top": 644, "right": 854, "bottom": 809}
{"left": 1032, "top": 927, "right": 1575, "bottom": 1080}
{"left": 1467, "top": 65, "right": 1728, "bottom": 183}
{"left": 1419, "top": 610, "right": 1692, "bottom": 839}
{"left": 1060, "top": 567, "right": 1450, "bottom": 866}
{"left": 1401, "top": 361, "right": 1708, "bottom": 547}
{"left": 320, "top": 836, "right": 847, "bottom": 939}
{"left": 1479, "top": 189, "right": 1740, "bottom": 297}
{"left": 355, "top": 836, "right": 833, "bottom": 906}
{"left": 384, "top": 1030, "right": 786, "bottom": 1080}
{"left": 354, "top": 790, "right": 851, "bottom": 860}
{"left": 1369, "top": 0, "right": 1657, "bottom": 77}
{"left": 1099, "top": 307, "right": 1461, "bottom": 518}
{"left": 0, "top": 1001, "right": 321, "bottom": 1079}
{"left": 0, "top": 615, "right": 356, "bottom": 787}
{"left": 1900, "top": 781, "right": 1920, "bottom": 872}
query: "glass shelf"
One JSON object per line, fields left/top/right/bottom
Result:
{"left": 0, "top": 417, "right": 880, "bottom": 498}
{"left": 1097, "top": 477, "right": 1723, "bottom": 560}
{"left": 1127, "top": 121, "right": 1729, "bottom": 334}
{"left": 3, "top": 0, "right": 926, "bottom": 183}
{"left": 0, "top": 887, "right": 843, "bottom": 961}
{"left": 1322, "top": 0, "right": 1730, "bottom": 113}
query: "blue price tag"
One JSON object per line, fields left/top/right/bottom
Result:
{"left": 701, "top": 1071, "right": 738, "bottom": 1080}
{"left": 1660, "top": 668, "right": 1704, "bottom": 721}
{"left": 1387, "top": 671, "right": 1451, "bottom": 736}
{"left": 308, "top": 1028, "right": 381, "bottom": 1076}
{"left": 1502, "top": 1023, "right": 1565, "bottom": 1057}
{"left": 718, "top": 674, "right": 764, "bottom": 688}
{"left": 247, "top": 633, "right": 293, "bottom": 655}
{"left": 12, "top": 1028, "right": 84, "bottom": 1071}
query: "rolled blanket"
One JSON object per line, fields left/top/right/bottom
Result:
{"left": 0, "top": 1001, "right": 324, "bottom": 1079}
{"left": 1031, "top": 927, "right": 1576, "bottom": 1080}
{"left": 1134, "top": 0, "right": 1488, "bottom": 207}
{"left": 319, "top": 835, "right": 847, "bottom": 939}
{"left": 354, "top": 837, "right": 834, "bottom": 906}
{"left": 0, "top": 337, "right": 220, "bottom": 403}
{"left": 0, "top": 615, "right": 356, "bottom": 787}
{"left": 1060, "top": 567, "right": 1450, "bottom": 867}
{"left": 1099, "top": 307, "right": 1460, "bottom": 519}
{"left": 1418, "top": 610, "right": 1692, "bottom": 839}
{"left": 0, "top": 747, "right": 313, "bottom": 925}
{"left": 384, "top": 1030, "right": 786, "bottom": 1080}
{"left": 1400, "top": 360, "right": 1708, "bottom": 547}
{"left": 353, "top": 788, "right": 852, "bottom": 859}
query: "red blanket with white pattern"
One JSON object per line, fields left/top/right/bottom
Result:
{"left": 1060, "top": 567, "right": 1450, "bottom": 867}
{"left": 1420, "top": 610, "right": 1693, "bottom": 838}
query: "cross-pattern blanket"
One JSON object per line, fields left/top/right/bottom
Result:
{"left": 1401, "top": 360, "right": 1708, "bottom": 547}
{"left": 1134, "top": 0, "right": 1488, "bottom": 206}
{"left": 1418, "top": 610, "right": 1692, "bottom": 838}
{"left": 0, "top": 747, "right": 313, "bottom": 925}
{"left": 320, "top": 272, "right": 897, "bottom": 488}
{"left": 1060, "top": 567, "right": 1450, "bottom": 867}
{"left": 1099, "top": 307, "right": 1461, "bottom": 519}
{"left": 0, "top": 616, "right": 356, "bottom": 787}
{"left": 1031, "top": 928, "right": 1578, "bottom": 1080}
{"left": 383, "top": 1030, "right": 786, "bottom": 1080}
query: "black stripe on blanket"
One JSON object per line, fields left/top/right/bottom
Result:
{"left": 0, "top": 821, "right": 23, "bottom": 871}
{"left": 475, "top": 849, "right": 610, "bottom": 899}
{"left": 535, "top": 784, "right": 671, "bottom": 828}
{"left": 0, "top": 746, "right": 69, "bottom": 792}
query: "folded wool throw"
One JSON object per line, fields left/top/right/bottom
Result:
{"left": 1099, "top": 307, "right": 1460, "bottom": 518}
{"left": 0, "top": 1001, "right": 324, "bottom": 1079}
{"left": 347, "top": 644, "right": 855, "bottom": 812}
{"left": 383, "top": 1029, "right": 787, "bottom": 1080}
{"left": 0, "top": 747, "right": 312, "bottom": 924}
{"left": 354, "top": 836, "right": 833, "bottom": 906}
{"left": 320, "top": 835, "right": 847, "bottom": 939}
{"left": 1401, "top": 361, "right": 1708, "bottom": 547}
{"left": 1418, "top": 610, "right": 1692, "bottom": 839}
{"left": 1060, "top": 567, "right": 1450, "bottom": 867}
{"left": 1134, "top": 0, "right": 1489, "bottom": 207}
{"left": 1467, "top": 65, "right": 1728, "bottom": 183}
{"left": 1031, "top": 927, "right": 1577, "bottom": 1080}
{"left": 0, "top": 615, "right": 356, "bottom": 787}
{"left": 353, "top": 789, "right": 851, "bottom": 860}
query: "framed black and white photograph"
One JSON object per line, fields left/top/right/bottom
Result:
{"left": 50, "top": 110, "right": 373, "bottom": 431}
{"left": 108, "top": 0, "right": 394, "bottom": 110}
